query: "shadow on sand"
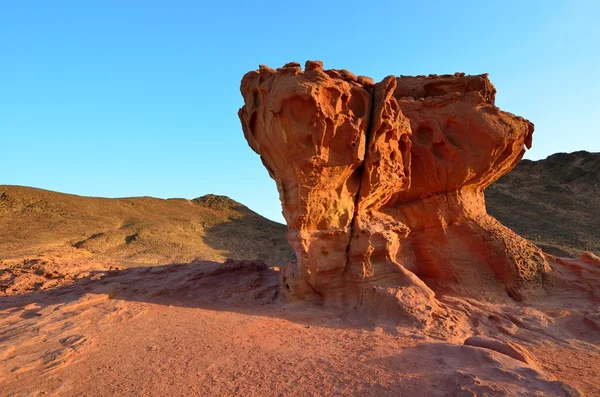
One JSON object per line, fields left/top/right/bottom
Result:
{"left": 0, "top": 259, "right": 357, "bottom": 331}
{"left": 199, "top": 210, "right": 295, "bottom": 266}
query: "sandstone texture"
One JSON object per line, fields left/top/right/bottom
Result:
{"left": 239, "top": 62, "right": 549, "bottom": 317}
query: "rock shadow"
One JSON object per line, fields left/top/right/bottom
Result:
{"left": 0, "top": 260, "right": 358, "bottom": 331}
{"left": 200, "top": 210, "right": 295, "bottom": 266}
{"left": 369, "top": 343, "right": 583, "bottom": 396}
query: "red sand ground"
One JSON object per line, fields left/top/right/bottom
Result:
{"left": 1, "top": 253, "right": 599, "bottom": 396}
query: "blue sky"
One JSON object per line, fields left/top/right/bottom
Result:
{"left": 1, "top": 1, "right": 598, "bottom": 223}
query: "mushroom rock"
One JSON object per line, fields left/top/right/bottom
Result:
{"left": 238, "top": 62, "right": 549, "bottom": 319}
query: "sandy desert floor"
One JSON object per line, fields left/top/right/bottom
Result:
{"left": 1, "top": 251, "right": 599, "bottom": 396}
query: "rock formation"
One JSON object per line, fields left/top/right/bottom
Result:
{"left": 239, "top": 61, "right": 549, "bottom": 319}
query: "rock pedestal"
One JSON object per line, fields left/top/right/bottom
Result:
{"left": 239, "top": 62, "right": 548, "bottom": 319}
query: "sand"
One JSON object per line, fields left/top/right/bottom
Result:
{"left": 1, "top": 252, "right": 598, "bottom": 396}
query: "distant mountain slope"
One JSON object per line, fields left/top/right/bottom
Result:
{"left": 486, "top": 151, "right": 600, "bottom": 257}
{"left": 0, "top": 186, "right": 294, "bottom": 266}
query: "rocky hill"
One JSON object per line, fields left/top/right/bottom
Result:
{"left": 486, "top": 151, "right": 600, "bottom": 257}
{"left": 0, "top": 185, "right": 293, "bottom": 266}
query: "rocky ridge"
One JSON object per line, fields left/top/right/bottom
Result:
{"left": 0, "top": 185, "right": 292, "bottom": 267}
{"left": 486, "top": 150, "right": 600, "bottom": 257}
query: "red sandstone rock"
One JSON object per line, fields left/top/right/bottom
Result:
{"left": 580, "top": 252, "right": 600, "bottom": 267}
{"left": 385, "top": 75, "right": 549, "bottom": 300}
{"left": 239, "top": 61, "right": 549, "bottom": 318}
{"left": 463, "top": 335, "right": 538, "bottom": 367}
{"left": 238, "top": 61, "right": 371, "bottom": 303}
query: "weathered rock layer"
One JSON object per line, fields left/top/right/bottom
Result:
{"left": 239, "top": 61, "right": 549, "bottom": 318}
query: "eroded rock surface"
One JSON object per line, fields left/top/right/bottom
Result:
{"left": 239, "top": 61, "right": 549, "bottom": 318}
{"left": 239, "top": 61, "right": 371, "bottom": 303}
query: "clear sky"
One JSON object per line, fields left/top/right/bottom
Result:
{"left": 1, "top": 1, "right": 598, "bottom": 223}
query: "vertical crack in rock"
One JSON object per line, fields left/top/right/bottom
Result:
{"left": 343, "top": 75, "right": 438, "bottom": 323}
{"left": 340, "top": 77, "right": 376, "bottom": 305}
{"left": 239, "top": 61, "right": 550, "bottom": 323}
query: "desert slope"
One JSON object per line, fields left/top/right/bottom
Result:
{"left": 486, "top": 151, "right": 600, "bottom": 257}
{"left": 0, "top": 185, "right": 293, "bottom": 266}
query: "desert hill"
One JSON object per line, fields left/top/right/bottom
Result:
{"left": 0, "top": 185, "right": 293, "bottom": 266}
{"left": 486, "top": 151, "right": 600, "bottom": 257}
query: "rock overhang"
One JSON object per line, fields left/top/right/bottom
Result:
{"left": 239, "top": 61, "right": 548, "bottom": 321}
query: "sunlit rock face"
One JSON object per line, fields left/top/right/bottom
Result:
{"left": 239, "top": 61, "right": 548, "bottom": 320}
